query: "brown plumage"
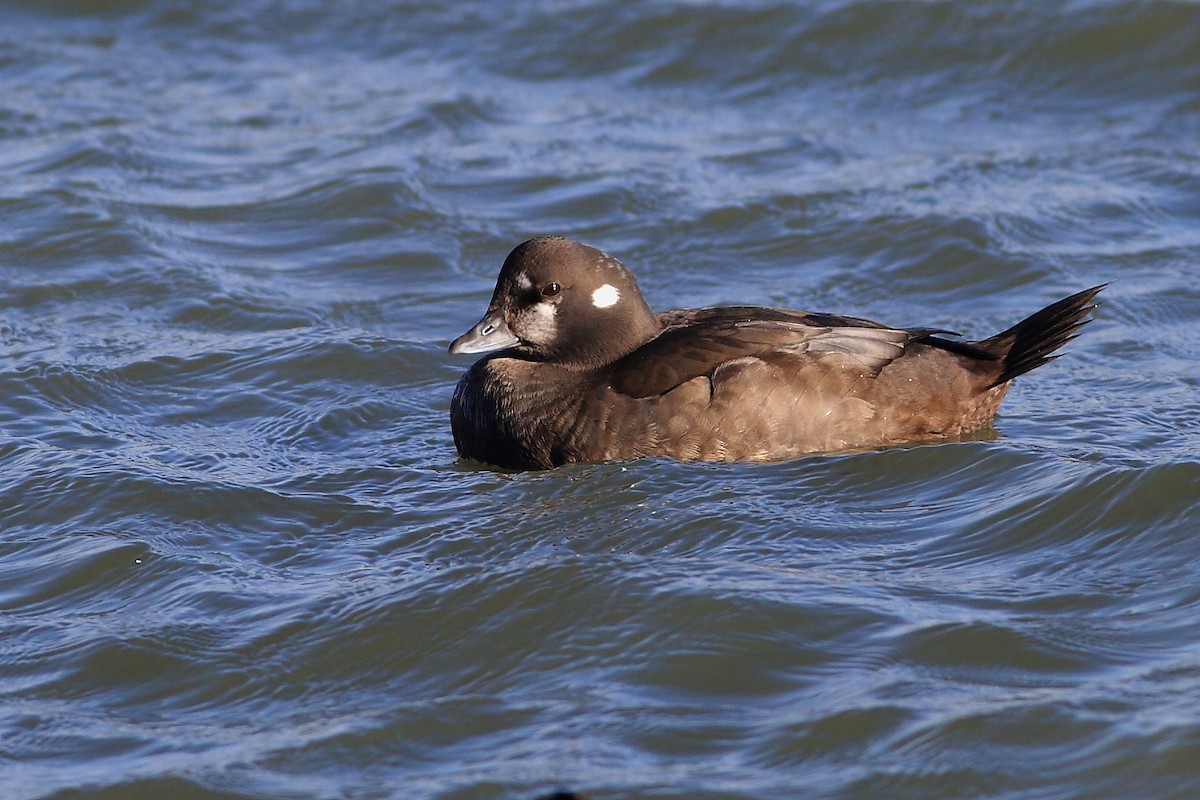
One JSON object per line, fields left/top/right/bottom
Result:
{"left": 448, "top": 237, "right": 1102, "bottom": 470}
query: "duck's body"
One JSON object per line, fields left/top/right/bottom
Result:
{"left": 449, "top": 237, "right": 1101, "bottom": 470}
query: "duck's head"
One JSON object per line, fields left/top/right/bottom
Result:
{"left": 449, "top": 237, "right": 662, "bottom": 368}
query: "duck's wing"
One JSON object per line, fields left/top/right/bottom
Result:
{"left": 611, "top": 306, "right": 956, "bottom": 399}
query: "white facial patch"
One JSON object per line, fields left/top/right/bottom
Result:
{"left": 592, "top": 283, "right": 620, "bottom": 309}
{"left": 515, "top": 273, "right": 533, "bottom": 292}
{"left": 518, "top": 301, "right": 558, "bottom": 344}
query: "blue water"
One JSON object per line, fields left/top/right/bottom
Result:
{"left": 2, "top": 2, "right": 1198, "bottom": 798}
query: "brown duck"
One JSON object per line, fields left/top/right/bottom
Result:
{"left": 449, "top": 236, "right": 1102, "bottom": 470}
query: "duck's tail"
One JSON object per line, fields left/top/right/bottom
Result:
{"left": 979, "top": 284, "right": 1105, "bottom": 388}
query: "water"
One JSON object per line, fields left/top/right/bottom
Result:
{"left": 2, "top": 1, "right": 1198, "bottom": 798}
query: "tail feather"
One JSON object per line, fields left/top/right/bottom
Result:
{"left": 980, "top": 284, "right": 1105, "bottom": 387}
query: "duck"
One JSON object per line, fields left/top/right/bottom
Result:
{"left": 448, "top": 236, "right": 1102, "bottom": 470}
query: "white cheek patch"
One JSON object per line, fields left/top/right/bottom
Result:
{"left": 520, "top": 302, "right": 558, "bottom": 343}
{"left": 515, "top": 273, "right": 533, "bottom": 292}
{"left": 592, "top": 283, "right": 620, "bottom": 309}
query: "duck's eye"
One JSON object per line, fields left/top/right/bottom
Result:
{"left": 541, "top": 281, "right": 562, "bottom": 298}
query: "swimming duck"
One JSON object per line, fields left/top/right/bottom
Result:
{"left": 449, "top": 236, "right": 1102, "bottom": 470}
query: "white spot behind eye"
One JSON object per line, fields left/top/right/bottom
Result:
{"left": 592, "top": 284, "right": 619, "bottom": 308}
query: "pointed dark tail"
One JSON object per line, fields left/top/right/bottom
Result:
{"left": 979, "top": 284, "right": 1105, "bottom": 387}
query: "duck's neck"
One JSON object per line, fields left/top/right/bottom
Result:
{"left": 560, "top": 298, "right": 663, "bottom": 370}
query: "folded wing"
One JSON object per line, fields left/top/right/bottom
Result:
{"left": 611, "top": 306, "right": 953, "bottom": 399}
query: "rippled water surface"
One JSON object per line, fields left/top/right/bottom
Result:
{"left": 3, "top": 2, "right": 1199, "bottom": 798}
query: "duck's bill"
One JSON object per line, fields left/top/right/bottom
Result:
{"left": 449, "top": 310, "right": 520, "bottom": 354}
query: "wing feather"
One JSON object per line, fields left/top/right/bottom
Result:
{"left": 611, "top": 307, "right": 932, "bottom": 398}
